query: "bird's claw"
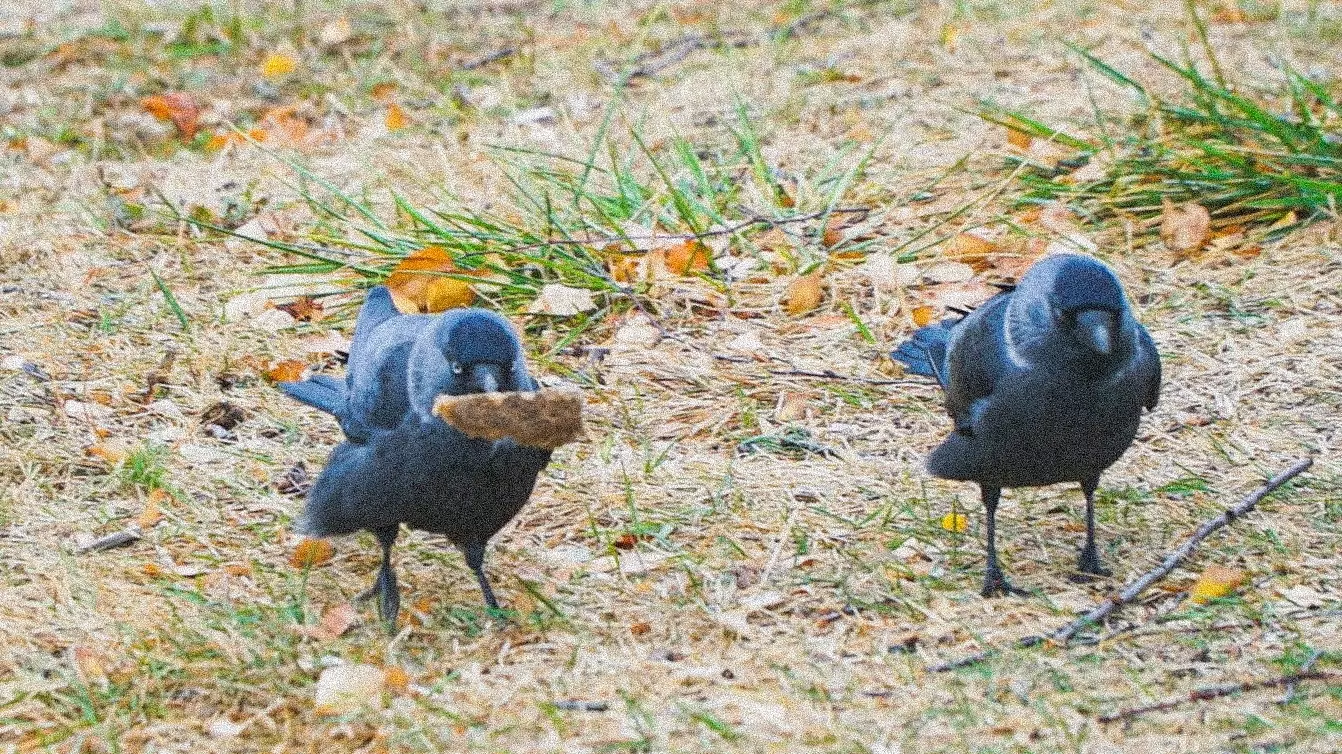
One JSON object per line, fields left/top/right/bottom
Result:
{"left": 981, "top": 572, "right": 1028, "bottom": 597}
{"left": 1075, "top": 549, "right": 1112, "bottom": 579}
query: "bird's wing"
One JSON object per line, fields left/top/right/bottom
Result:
{"left": 943, "top": 294, "right": 1017, "bottom": 434}
{"left": 344, "top": 315, "right": 430, "bottom": 441}
{"left": 1136, "top": 324, "right": 1162, "bottom": 410}
{"left": 347, "top": 287, "right": 401, "bottom": 367}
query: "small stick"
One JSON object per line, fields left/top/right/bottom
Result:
{"left": 929, "top": 458, "right": 1314, "bottom": 672}
{"left": 76, "top": 528, "right": 142, "bottom": 554}
{"left": 1098, "top": 670, "right": 1336, "bottom": 723}
{"left": 1277, "top": 649, "right": 1324, "bottom": 705}
{"left": 553, "top": 700, "right": 610, "bottom": 712}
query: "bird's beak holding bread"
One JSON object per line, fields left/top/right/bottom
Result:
{"left": 432, "top": 388, "right": 585, "bottom": 450}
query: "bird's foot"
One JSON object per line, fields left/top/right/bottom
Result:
{"left": 1071, "top": 548, "right": 1112, "bottom": 581}
{"left": 981, "top": 571, "right": 1028, "bottom": 597}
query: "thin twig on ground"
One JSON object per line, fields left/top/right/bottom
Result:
{"left": 1098, "top": 670, "right": 1337, "bottom": 723}
{"left": 1277, "top": 649, "right": 1324, "bottom": 705}
{"left": 461, "top": 47, "right": 516, "bottom": 70}
{"left": 928, "top": 457, "right": 1314, "bottom": 672}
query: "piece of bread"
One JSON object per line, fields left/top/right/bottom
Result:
{"left": 432, "top": 388, "right": 585, "bottom": 449}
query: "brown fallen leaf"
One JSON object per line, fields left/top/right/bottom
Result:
{"left": 432, "top": 388, "right": 584, "bottom": 450}
{"left": 276, "top": 296, "right": 324, "bottom": 322}
{"left": 1160, "top": 199, "right": 1211, "bottom": 254}
{"left": 784, "top": 273, "right": 825, "bottom": 316}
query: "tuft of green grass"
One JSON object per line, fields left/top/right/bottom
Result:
{"left": 205, "top": 107, "right": 872, "bottom": 319}
{"left": 985, "top": 40, "right": 1341, "bottom": 237}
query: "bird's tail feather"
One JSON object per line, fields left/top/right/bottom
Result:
{"left": 890, "top": 321, "right": 954, "bottom": 387}
{"left": 279, "top": 377, "right": 346, "bottom": 416}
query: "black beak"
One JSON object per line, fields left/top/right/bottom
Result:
{"left": 468, "top": 363, "right": 504, "bottom": 394}
{"left": 1074, "top": 309, "right": 1117, "bottom": 356}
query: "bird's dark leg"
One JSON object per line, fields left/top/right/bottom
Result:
{"left": 358, "top": 526, "right": 400, "bottom": 632}
{"left": 980, "top": 485, "right": 1025, "bottom": 597}
{"left": 1075, "top": 477, "right": 1111, "bottom": 578}
{"left": 462, "top": 541, "right": 500, "bottom": 610}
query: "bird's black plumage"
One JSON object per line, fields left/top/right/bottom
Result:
{"left": 280, "top": 287, "right": 552, "bottom": 626}
{"left": 892, "top": 253, "right": 1161, "bottom": 595}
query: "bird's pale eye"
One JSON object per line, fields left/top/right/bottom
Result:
{"left": 451, "top": 363, "right": 463, "bottom": 375}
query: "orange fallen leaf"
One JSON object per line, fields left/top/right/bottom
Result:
{"left": 290, "top": 538, "right": 335, "bottom": 569}
{"left": 784, "top": 273, "right": 825, "bottom": 316}
{"left": 1189, "top": 565, "right": 1248, "bottom": 603}
{"left": 942, "top": 232, "right": 999, "bottom": 270}
{"left": 141, "top": 93, "right": 202, "bottom": 140}
{"left": 911, "top": 305, "right": 936, "bottom": 327}
{"left": 265, "top": 359, "right": 307, "bottom": 383}
{"left": 259, "top": 52, "right": 299, "bottom": 79}
{"left": 1160, "top": 199, "right": 1211, "bottom": 254}
{"left": 663, "top": 240, "right": 711, "bottom": 275}
{"left": 384, "top": 665, "right": 411, "bottom": 695}
{"left": 386, "top": 247, "right": 476, "bottom": 313}
{"left": 385, "top": 103, "right": 411, "bottom": 131}
{"left": 1006, "top": 126, "right": 1032, "bottom": 149}
{"left": 370, "top": 82, "right": 397, "bottom": 102}
{"left": 630, "top": 621, "right": 652, "bottom": 636}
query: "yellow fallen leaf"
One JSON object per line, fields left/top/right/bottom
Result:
{"left": 259, "top": 52, "right": 299, "bottom": 79}
{"left": 1006, "top": 126, "right": 1032, "bottom": 149}
{"left": 784, "top": 273, "right": 824, "bottom": 316}
{"left": 1189, "top": 565, "right": 1248, "bottom": 602}
{"left": 940, "top": 513, "right": 968, "bottom": 533}
{"left": 942, "top": 232, "right": 999, "bottom": 270}
{"left": 265, "top": 359, "right": 307, "bottom": 384}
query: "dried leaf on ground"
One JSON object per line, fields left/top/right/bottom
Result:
{"left": 313, "top": 664, "right": 387, "bottom": 715}
{"left": 386, "top": 247, "right": 477, "bottom": 313}
{"left": 296, "top": 602, "right": 358, "bottom": 640}
{"left": 141, "top": 93, "right": 201, "bottom": 139}
{"left": 290, "top": 538, "right": 335, "bottom": 569}
{"left": 784, "top": 273, "right": 824, "bottom": 315}
{"left": 1160, "top": 200, "right": 1212, "bottom": 254}
{"left": 1189, "top": 565, "right": 1248, "bottom": 602}
{"left": 526, "top": 284, "right": 597, "bottom": 316}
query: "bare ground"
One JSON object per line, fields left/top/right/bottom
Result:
{"left": 1, "top": 1, "right": 1339, "bottom": 752}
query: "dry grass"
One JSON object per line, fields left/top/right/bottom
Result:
{"left": 1, "top": 1, "right": 1340, "bottom": 752}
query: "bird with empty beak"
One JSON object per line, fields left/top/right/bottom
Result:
{"left": 280, "top": 286, "right": 552, "bottom": 627}
{"left": 891, "top": 253, "right": 1161, "bottom": 596}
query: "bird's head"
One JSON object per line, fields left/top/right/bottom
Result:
{"left": 434, "top": 309, "right": 525, "bottom": 395}
{"left": 1019, "top": 253, "right": 1131, "bottom": 360}
{"left": 408, "top": 309, "right": 529, "bottom": 421}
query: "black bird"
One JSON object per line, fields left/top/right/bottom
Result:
{"left": 280, "top": 286, "right": 552, "bottom": 625}
{"left": 891, "top": 253, "right": 1161, "bottom": 596}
